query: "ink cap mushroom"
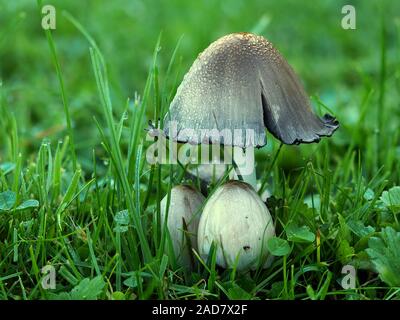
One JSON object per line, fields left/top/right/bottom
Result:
{"left": 163, "top": 33, "right": 339, "bottom": 187}
{"left": 197, "top": 180, "right": 275, "bottom": 271}
{"left": 160, "top": 185, "right": 205, "bottom": 270}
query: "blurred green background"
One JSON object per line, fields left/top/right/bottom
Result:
{"left": 1, "top": 0, "right": 399, "bottom": 177}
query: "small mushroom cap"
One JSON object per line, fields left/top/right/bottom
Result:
{"left": 164, "top": 33, "right": 339, "bottom": 147}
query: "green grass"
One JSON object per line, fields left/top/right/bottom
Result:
{"left": 1, "top": 0, "right": 400, "bottom": 300}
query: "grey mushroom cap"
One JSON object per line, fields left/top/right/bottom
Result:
{"left": 163, "top": 32, "right": 339, "bottom": 147}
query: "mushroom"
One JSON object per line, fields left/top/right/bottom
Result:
{"left": 163, "top": 33, "right": 339, "bottom": 187}
{"left": 160, "top": 185, "right": 205, "bottom": 270}
{"left": 197, "top": 180, "right": 275, "bottom": 271}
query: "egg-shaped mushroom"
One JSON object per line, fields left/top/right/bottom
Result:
{"left": 198, "top": 180, "right": 275, "bottom": 271}
{"left": 160, "top": 185, "right": 205, "bottom": 269}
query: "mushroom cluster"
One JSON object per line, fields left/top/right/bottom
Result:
{"left": 160, "top": 33, "right": 338, "bottom": 271}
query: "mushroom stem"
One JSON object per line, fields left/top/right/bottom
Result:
{"left": 231, "top": 146, "right": 257, "bottom": 189}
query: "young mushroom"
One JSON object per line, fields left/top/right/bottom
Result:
{"left": 163, "top": 33, "right": 339, "bottom": 188}
{"left": 197, "top": 180, "right": 275, "bottom": 271}
{"left": 160, "top": 185, "right": 205, "bottom": 270}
